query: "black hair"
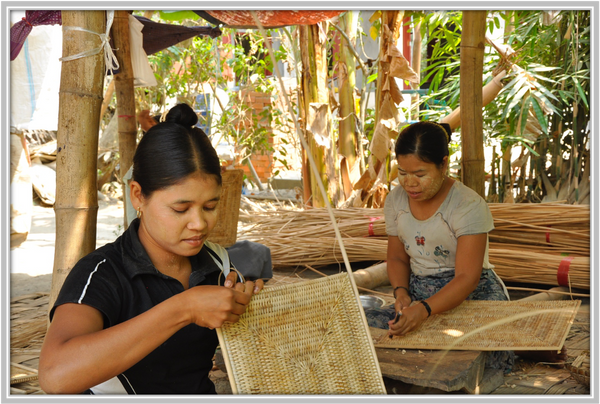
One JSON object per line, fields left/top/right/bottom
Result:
{"left": 394, "top": 121, "right": 452, "bottom": 168}
{"left": 132, "top": 103, "right": 222, "bottom": 198}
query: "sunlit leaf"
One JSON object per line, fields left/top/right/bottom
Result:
{"left": 572, "top": 77, "right": 589, "bottom": 109}
{"left": 519, "top": 96, "right": 532, "bottom": 136}
{"left": 531, "top": 97, "right": 549, "bottom": 135}
{"left": 369, "top": 26, "right": 378, "bottom": 40}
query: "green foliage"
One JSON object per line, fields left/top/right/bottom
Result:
{"left": 134, "top": 18, "right": 293, "bottom": 171}
{"left": 416, "top": 10, "right": 590, "bottom": 202}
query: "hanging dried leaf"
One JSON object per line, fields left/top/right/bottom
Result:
{"left": 370, "top": 122, "right": 392, "bottom": 161}
{"left": 379, "top": 94, "right": 401, "bottom": 129}
{"left": 388, "top": 75, "right": 404, "bottom": 105}
{"left": 307, "top": 103, "right": 331, "bottom": 148}
{"left": 353, "top": 169, "right": 372, "bottom": 191}
{"left": 389, "top": 55, "right": 420, "bottom": 84}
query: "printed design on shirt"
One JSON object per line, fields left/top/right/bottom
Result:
{"left": 414, "top": 232, "right": 425, "bottom": 256}
{"left": 400, "top": 237, "right": 410, "bottom": 251}
{"left": 433, "top": 245, "right": 450, "bottom": 268}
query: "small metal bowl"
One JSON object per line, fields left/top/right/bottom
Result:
{"left": 359, "top": 295, "right": 386, "bottom": 310}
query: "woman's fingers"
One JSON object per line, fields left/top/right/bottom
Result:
{"left": 224, "top": 271, "right": 238, "bottom": 288}
{"left": 253, "top": 279, "right": 264, "bottom": 294}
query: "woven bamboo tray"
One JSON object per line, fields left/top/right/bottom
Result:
{"left": 372, "top": 299, "right": 580, "bottom": 351}
{"left": 217, "top": 273, "right": 387, "bottom": 394}
{"left": 208, "top": 168, "right": 244, "bottom": 248}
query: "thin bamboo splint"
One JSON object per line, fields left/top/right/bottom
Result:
{"left": 372, "top": 299, "right": 580, "bottom": 351}
{"left": 217, "top": 273, "right": 387, "bottom": 394}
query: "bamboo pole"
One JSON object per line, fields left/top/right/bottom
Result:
{"left": 338, "top": 11, "right": 359, "bottom": 198}
{"left": 409, "top": 16, "right": 422, "bottom": 121}
{"left": 50, "top": 10, "right": 106, "bottom": 313}
{"left": 112, "top": 10, "right": 137, "bottom": 226}
{"left": 99, "top": 79, "right": 115, "bottom": 125}
{"left": 460, "top": 10, "right": 488, "bottom": 198}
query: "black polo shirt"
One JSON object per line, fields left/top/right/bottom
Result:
{"left": 51, "top": 219, "right": 222, "bottom": 394}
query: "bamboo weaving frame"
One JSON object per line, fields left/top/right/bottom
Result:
{"left": 217, "top": 273, "right": 387, "bottom": 394}
{"left": 371, "top": 299, "right": 580, "bottom": 351}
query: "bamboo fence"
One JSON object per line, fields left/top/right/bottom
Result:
{"left": 238, "top": 202, "right": 590, "bottom": 290}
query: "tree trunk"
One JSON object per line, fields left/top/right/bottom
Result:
{"left": 50, "top": 10, "right": 106, "bottom": 313}
{"left": 460, "top": 10, "right": 487, "bottom": 198}
{"left": 338, "top": 11, "right": 360, "bottom": 199}
{"left": 299, "top": 23, "right": 341, "bottom": 207}
{"left": 112, "top": 10, "right": 137, "bottom": 226}
{"left": 360, "top": 11, "right": 402, "bottom": 204}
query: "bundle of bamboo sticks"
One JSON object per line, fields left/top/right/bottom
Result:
{"left": 487, "top": 202, "right": 590, "bottom": 254}
{"left": 488, "top": 247, "right": 589, "bottom": 290}
{"left": 239, "top": 207, "right": 387, "bottom": 240}
{"left": 238, "top": 203, "right": 590, "bottom": 290}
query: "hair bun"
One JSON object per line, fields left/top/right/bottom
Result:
{"left": 439, "top": 122, "right": 452, "bottom": 143}
{"left": 164, "top": 103, "right": 199, "bottom": 127}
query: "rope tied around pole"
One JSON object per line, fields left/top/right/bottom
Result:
{"left": 59, "top": 10, "right": 119, "bottom": 74}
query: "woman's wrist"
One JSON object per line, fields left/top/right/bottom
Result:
{"left": 420, "top": 300, "right": 432, "bottom": 317}
{"left": 393, "top": 285, "right": 410, "bottom": 299}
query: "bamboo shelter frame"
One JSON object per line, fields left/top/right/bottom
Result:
{"left": 50, "top": 11, "right": 106, "bottom": 313}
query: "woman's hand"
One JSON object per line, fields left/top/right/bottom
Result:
{"left": 387, "top": 301, "right": 429, "bottom": 337}
{"left": 185, "top": 271, "right": 264, "bottom": 329}
{"left": 393, "top": 288, "right": 412, "bottom": 313}
{"left": 223, "top": 270, "right": 264, "bottom": 295}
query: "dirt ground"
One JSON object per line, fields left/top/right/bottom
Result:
{"left": 10, "top": 197, "right": 125, "bottom": 298}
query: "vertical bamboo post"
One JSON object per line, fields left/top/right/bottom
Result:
{"left": 460, "top": 10, "right": 487, "bottom": 198}
{"left": 99, "top": 79, "right": 115, "bottom": 124}
{"left": 50, "top": 10, "right": 106, "bottom": 312}
{"left": 410, "top": 17, "right": 422, "bottom": 121}
{"left": 338, "top": 11, "right": 359, "bottom": 198}
{"left": 112, "top": 10, "right": 137, "bottom": 226}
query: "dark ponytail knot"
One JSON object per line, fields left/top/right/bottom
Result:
{"left": 439, "top": 122, "right": 452, "bottom": 144}
{"left": 164, "top": 103, "right": 199, "bottom": 128}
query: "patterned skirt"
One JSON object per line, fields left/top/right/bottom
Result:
{"left": 364, "top": 269, "right": 515, "bottom": 373}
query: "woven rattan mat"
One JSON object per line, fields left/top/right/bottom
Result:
{"left": 217, "top": 272, "right": 387, "bottom": 394}
{"left": 371, "top": 299, "right": 580, "bottom": 351}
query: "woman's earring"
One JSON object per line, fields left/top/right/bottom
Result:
{"left": 137, "top": 208, "right": 142, "bottom": 219}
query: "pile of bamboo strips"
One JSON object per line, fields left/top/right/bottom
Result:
{"left": 239, "top": 207, "right": 387, "bottom": 240}
{"left": 238, "top": 203, "right": 590, "bottom": 290}
{"left": 488, "top": 202, "right": 590, "bottom": 254}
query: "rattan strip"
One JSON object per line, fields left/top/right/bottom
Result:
{"left": 217, "top": 273, "right": 387, "bottom": 394}
{"left": 208, "top": 169, "right": 244, "bottom": 247}
{"left": 372, "top": 299, "right": 580, "bottom": 351}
